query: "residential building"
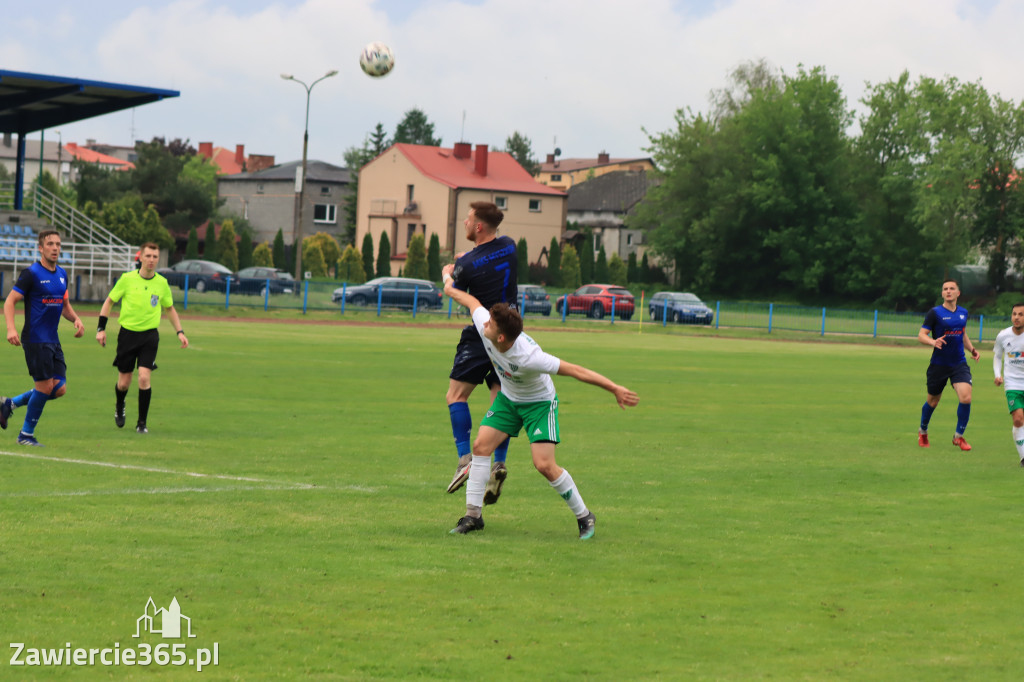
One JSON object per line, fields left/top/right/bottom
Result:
{"left": 356, "top": 142, "right": 566, "bottom": 275}
{"left": 0, "top": 136, "right": 69, "bottom": 185}
{"left": 536, "top": 151, "right": 655, "bottom": 192}
{"left": 566, "top": 169, "right": 659, "bottom": 262}
{"left": 217, "top": 159, "right": 352, "bottom": 247}
{"left": 64, "top": 142, "right": 134, "bottom": 182}
{"left": 198, "top": 142, "right": 275, "bottom": 175}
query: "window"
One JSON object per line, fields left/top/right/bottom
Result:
{"left": 407, "top": 223, "right": 417, "bottom": 247}
{"left": 528, "top": 198, "right": 541, "bottom": 212}
{"left": 314, "top": 204, "right": 337, "bottom": 224}
{"left": 320, "top": 185, "right": 331, "bottom": 196}
{"left": 256, "top": 184, "right": 264, "bottom": 194}
{"left": 626, "top": 234, "right": 633, "bottom": 246}
{"left": 495, "top": 196, "right": 507, "bottom": 210}
{"left": 407, "top": 184, "right": 415, "bottom": 203}
{"left": 550, "top": 174, "right": 562, "bottom": 181}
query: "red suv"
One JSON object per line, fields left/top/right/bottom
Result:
{"left": 555, "top": 284, "right": 635, "bottom": 320}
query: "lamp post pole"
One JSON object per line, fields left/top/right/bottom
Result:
{"left": 281, "top": 69, "right": 338, "bottom": 280}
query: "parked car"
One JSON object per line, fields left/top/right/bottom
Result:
{"left": 649, "top": 291, "right": 714, "bottom": 325}
{"left": 233, "top": 266, "right": 296, "bottom": 296}
{"left": 332, "top": 277, "right": 444, "bottom": 309}
{"left": 158, "top": 259, "right": 237, "bottom": 293}
{"left": 517, "top": 284, "right": 552, "bottom": 316}
{"left": 555, "top": 284, "right": 635, "bottom": 320}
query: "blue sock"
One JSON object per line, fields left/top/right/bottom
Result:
{"left": 13, "top": 390, "right": 33, "bottom": 408}
{"left": 956, "top": 402, "right": 971, "bottom": 436}
{"left": 494, "top": 436, "right": 509, "bottom": 464}
{"left": 21, "top": 389, "right": 48, "bottom": 435}
{"left": 449, "top": 402, "right": 472, "bottom": 458}
{"left": 920, "top": 402, "right": 936, "bottom": 432}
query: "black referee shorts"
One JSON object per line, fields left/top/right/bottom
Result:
{"left": 114, "top": 328, "right": 160, "bottom": 373}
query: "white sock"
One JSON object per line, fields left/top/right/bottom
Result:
{"left": 1013, "top": 426, "right": 1024, "bottom": 462}
{"left": 550, "top": 469, "right": 588, "bottom": 518}
{"left": 466, "top": 455, "right": 490, "bottom": 510}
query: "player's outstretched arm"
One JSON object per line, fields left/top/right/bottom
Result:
{"left": 556, "top": 360, "right": 639, "bottom": 409}
{"left": 442, "top": 271, "right": 483, "bottom": 315}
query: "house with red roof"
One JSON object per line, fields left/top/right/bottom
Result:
{"left": 64, "top": 142, "right": 135, "bottom": 173}
{"left": 536, "top": 151, "right": 654, "bottom": 192}
{"left": 198, "top": 142, "right": 275, "bottom": 175}
{"left": 356, "top": 142, "right": 566, "bottom": 274}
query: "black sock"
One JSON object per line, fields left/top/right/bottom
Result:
{"left": 115, "top": 386, "right": 128, "bottom": 411}
{"left": 138, "top": 388, "right": 152, "bottom": 424}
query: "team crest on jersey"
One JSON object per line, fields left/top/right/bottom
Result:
{"left": 59, "top": 276, "right": 65, "bottom": 285}
{"left": 151, "top": 294, "right": 160, "bottom": 307}
{"left": 509, "top": 364, "right": 519, "bottom": 372}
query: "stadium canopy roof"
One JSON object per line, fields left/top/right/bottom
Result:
{"left": 0, "top": 69, "right": 179, "bottom": 209}
{"left": 0, "top": 69, "right": 179, "bottom": 134}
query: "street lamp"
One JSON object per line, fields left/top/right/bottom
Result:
{"left": 281, "top": 69, "right": 339, "bottom": 280}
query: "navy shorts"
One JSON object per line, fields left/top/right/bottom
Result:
{"left": 449, "top": 325, "right": 499, "bottom": 388}
{"left": 23, "top": 342, "right": 66, "bottom": 382}
{"left": 926, "top": 362, "right": 972, "bottom": 396}
{"left": 114, "top": 328, "right": 160, "bottom": 373}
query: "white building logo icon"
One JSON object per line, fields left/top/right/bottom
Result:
{"left": 133, "top": 597, "right": 196, "bottom": 639}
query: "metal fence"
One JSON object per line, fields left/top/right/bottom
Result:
{"left": 166, "top": 281, "right": 1010, "bottom": 343}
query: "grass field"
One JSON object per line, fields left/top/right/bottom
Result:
{"left": 1, "top": 315, "right": 1022, "bottom": 680}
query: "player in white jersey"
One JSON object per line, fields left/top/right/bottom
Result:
{"left": 992, "top": 302, "right": 1024, "bottom": 466}
{"left": 441, "top": 267, "right": 639, "bottom": 539}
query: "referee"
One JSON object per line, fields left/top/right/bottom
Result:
{"left": 96, "top": 242, "right": 188, "bottom": 433}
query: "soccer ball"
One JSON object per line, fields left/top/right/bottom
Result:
{"left": 359, "top": 42, "right": 395, "bottom": 78}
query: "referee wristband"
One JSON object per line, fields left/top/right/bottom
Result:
{"left": 97, "top": 315, "right": 108, "bottom": 332}
{"left": 176, "top": 330, "right": 185, "bottom": 336}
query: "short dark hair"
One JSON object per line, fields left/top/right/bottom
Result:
{"left": 942, "top": 278, "right": 959, "bottom": 288}
{"left": 1012, "top": 302, "right": 1024, "bottom": 313}
{"left": 140, "top": 242, "right": 160, "bottom": 253}
{"left": 37, "top": 229, "right": 60, "bottom": 246}
{"left": 470, "top": 201, "right": 504, "bottom": 230}
{"left": 489, "top": 302, "right": 522, "bottom": 343}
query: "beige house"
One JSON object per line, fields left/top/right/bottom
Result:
{"left": 356, "top": 142, "right": 566, "bottom": 275}
{"left": 536, "top": 151, "right": 655, "bottom": 192}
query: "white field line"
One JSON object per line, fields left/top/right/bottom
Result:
{"left": 0, "top": 449, "right": 319, "bottom": 496}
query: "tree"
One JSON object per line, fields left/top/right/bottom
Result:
{"left": 517, "top": 237, "right": 529, "bottom": 284}
{"left": 337, "top": 244, "right": 366, "bottom": 283}
{"left": 302, "top": 240, "right": 327, "bottom": 277}
{"left": 361, "top": 232, "right": 375, "bottom": 281}
{"left": 305, "top": 232, "right": 340, "bottom": 276}
{"left": 238, "top": 229, "right": 254, "bottom": 270}
{"left": 595, "top": 246, "right": 609, "bottom": 282}
{"left": 579, "top": 229, "right": 594, "bottom": 283}
{"left": 627, "top": 252, "right": 638, "bottom": 284}
{"left": 546, "top": 237, "right": 561, "bottom": 287}
{"left": 253, "top": 242, "right": 274, "bottom": 267}
{"left": 138, "top": 204, "right": 174, "bottom": 250}
{"left": 186, "top": 226, "right": 199, "bottom": 260}
{"left": 377, "top": 231, "right": 392, "bottom": 277}
{"left": 216, "top": 219, "right": 239, "bottom": 272}
{"left": 640, "top": 252, "right": 651, "bottom": 284}
{"left": 405, "top": 233, "right": 429, "bottom": 279}
{"left": 504, "top": 131, "right": 539, "bottom": 175}
{"left": 560, "top": 245, "right": 581, "bottom": 289}
{"left": 428, "top": 233, "right": 441, "bottom": 281}
{"left": 393, "top": 108, "right": 442, "bottom": 146}
{"left": 272, "top": 229, "right": 286, "bottom": 270}
{"left": 608, "top": 252, "right": 628, "bottom": 286}
{"left": 205, "top": 222, "right": 220, "bottom": 263}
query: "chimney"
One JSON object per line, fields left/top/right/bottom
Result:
{"left": 235, "top": 144, "right": 245, "bottom": 165}
{"left": 199, "top": 142, "right": 213, "bottom": 158}
{"left": 86, "top": 138, "right": 96, "bottom": 147}
{"left": 546, "top": 153, "right": 555, "bottom": 164}
{"left": 597, "top": 151, "right": 610, "bottom": 164}
{"left": 474, "top": 144, "right": 489, "bottom": 177}
{"left": 453, "top": 142, "right": 471, "bottom": 159}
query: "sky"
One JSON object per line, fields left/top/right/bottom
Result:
{"left": 3, "top": 0, "right": 1021, "bottom": 168}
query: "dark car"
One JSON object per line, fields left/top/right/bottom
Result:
{"left": 233, "top": 267, "right": 296, "bottom": 296}
{"left": 649, "top": 291, "right": 714, "bottom": 325}
{"left": 158, "top": 259, "right": 237, "bottom": 293}
{"left": 517, "top": 284, "right": 552, "bottom": 316}
{"left": 332, "top": 277, "right": 444, "bottom": 309}
{"left": 555, "top": 284, "right": 635, "bottom": 320}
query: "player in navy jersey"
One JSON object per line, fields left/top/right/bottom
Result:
{"left": 0, "top": 230, "right": 85, "bottom": 446}
{"left": 445, "top": 202, "right": 518, "bottom": 501}
{"left": 917, "top": 279, "right": 980, "bottom": 451}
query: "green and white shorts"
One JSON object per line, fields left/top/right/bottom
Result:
{"left": 481, "top": 391, "right": 560, "bottom": 443}
{"left": 1006, "top": 390, "right": 1024, "bottom": 413}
